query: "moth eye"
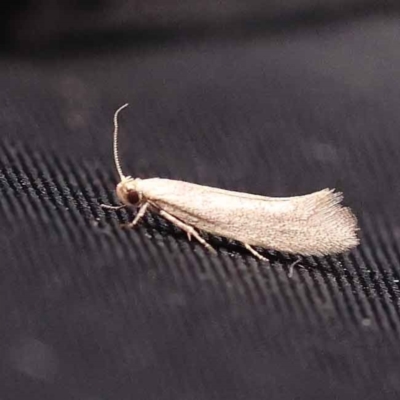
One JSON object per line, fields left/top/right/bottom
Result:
{"left": 127, "top": 190, "right": 140, "bottom": 205}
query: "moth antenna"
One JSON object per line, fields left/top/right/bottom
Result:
{"left": 113, "top": 103, "right": 129, "bottom": 180}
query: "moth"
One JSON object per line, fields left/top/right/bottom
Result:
{"left": 102, "top": 104, "right": 359, "bottom": 260}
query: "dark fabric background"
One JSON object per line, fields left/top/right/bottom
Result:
{"left": 1, "top": 1, "right": 400, "bottom": 399}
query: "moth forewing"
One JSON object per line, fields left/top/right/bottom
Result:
{"left": 135, "top": 178, "right": 359, "bottom": 257}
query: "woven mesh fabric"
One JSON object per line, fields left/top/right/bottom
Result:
{"left": 1, "top": 4, "right": 400, "bottom": 400}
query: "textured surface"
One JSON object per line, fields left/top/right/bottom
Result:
{"left": 1, "top": 3, "right": 400, "bottom": 400}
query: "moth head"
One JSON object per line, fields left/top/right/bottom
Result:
{"left": 116, "top": 177, "right": 142, "bottom": 206}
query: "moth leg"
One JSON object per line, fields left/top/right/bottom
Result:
{"left": 125, "top": 202, "right": 149, "bottom": 228}
{"left": 158, "top": 209, "right": 216, "bottom": 254}
{"left": 244, "top": 244, "right": 268, "bottom": 261}
{"left": 101, "top": 204, "right": 126, "bottom": 211}
{"left": 288, "top": 257, "right": 302, "bottom": 278}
